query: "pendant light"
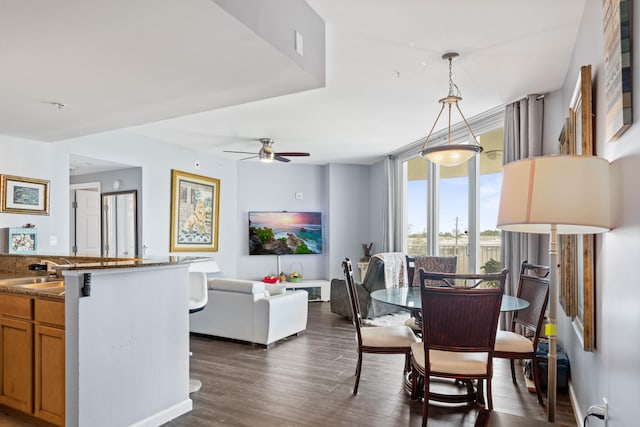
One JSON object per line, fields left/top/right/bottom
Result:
{"left": 419, "top": 52, "right": 482, "bottom": 167}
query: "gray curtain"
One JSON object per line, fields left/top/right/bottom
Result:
{"left": 501, "top": 95, "right": 545, "bottom": 297}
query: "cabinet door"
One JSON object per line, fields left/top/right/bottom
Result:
{"left": 0, "top": 317, "right": 33, "bottom": 413}
{"left": 34, "top": 324, "right": 65, "bottom": 426}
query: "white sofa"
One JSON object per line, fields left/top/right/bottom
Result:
{"left": 189, "top": 277, "right": 308, "bottom": 347}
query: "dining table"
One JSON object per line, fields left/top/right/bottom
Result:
{"left": 370, "top": 287, "right": 529, "bottom": 316}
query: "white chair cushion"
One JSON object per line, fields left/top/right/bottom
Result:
{"left": 208, "top": 278, "right": 265, "bottom": 294}
{"left": 360, "top": 325, "right": 418, "bottom": 348}
{"left": 411, "top": 342, "right": 488, "bottom": 376}
{"left": 494, "top": 330, "right": 534, "bottom": 353}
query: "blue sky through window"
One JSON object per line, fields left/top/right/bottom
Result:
{"left": 407, "top": 172, "right": 502, "bottom": 234}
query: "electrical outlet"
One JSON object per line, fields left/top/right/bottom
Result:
{"left": 295, "top": 192, "right": 303, "bottom": 200}
{"left": 50, "top": 235, "right": 58, "bottom": 246}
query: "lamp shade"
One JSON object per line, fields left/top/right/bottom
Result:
{"left": 497, "top": 155, "right": 610, "bottom": 234}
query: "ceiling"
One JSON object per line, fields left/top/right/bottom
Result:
{"left": 2, "top": 0, "right": 586, "bottom": 166}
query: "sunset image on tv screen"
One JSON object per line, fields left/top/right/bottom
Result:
{"left": 248, "top": 211, "right": 322, "bottom": 255}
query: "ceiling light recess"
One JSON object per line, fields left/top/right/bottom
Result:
{"left": 419, "top": 52, "right": 482, "bottom": 167}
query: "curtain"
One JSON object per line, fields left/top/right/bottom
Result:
{"left": 501, "top": 95, "right": 545, "bottom": 297}
{"left": 382, "top": 155, "right": 397, "bottom": 252}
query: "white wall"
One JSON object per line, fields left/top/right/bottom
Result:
{"left": 327, "top": 163, "right": 372, "bottom": 281}
{"left": 235, "top": 161, "right": 328, "bottom": 280}
{"left": 553, "top": 2, "right": 640, "bottom": 425}
{"left": 0, "top": 130, "right": 381, "bottom": 282}
{"left": 0, "top": 135, "right": 54, "bottom": 252}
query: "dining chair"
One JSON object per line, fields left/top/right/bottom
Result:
{"left": 406, "top": 255, "right": 458, "bottom": 286}
{"left": 410, "top": 269, "right": 507, "bottom": 427}
{"left": 494, "top": 261, "right": 549, "bottom": 405}
{"left": 341, "top": 258, "right": 419, "bottom": 394}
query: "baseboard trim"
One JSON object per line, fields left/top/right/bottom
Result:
{"left": 568, "top": 380, "right": 582, "bottom": 427}
{"left": 130, "top": 398, "right": 193, "bottom": 427}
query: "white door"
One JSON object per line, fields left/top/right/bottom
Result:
{"left": 75, "top": 189, "right": 101, "bottom": 256}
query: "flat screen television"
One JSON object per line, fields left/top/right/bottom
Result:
{"left": 248, "top": 211, "right": 322, "bottom": 255}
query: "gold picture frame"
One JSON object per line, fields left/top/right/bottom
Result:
{"left": 169, "top": 170, "right": 220, "bottom": 252}
{"left": 561, "top": 65, "right": 596, "bottom": 351}
{"left": 0, "top": 174, "right": 50, "bottom": 215}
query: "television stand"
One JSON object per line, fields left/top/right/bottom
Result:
{"left": 284, "top": 279, "right": 330, "bottom": 302}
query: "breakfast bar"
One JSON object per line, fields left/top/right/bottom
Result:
{"left": 0, "top": 255, "right": 208, "bottom": 427}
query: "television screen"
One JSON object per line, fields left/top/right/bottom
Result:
{"left": 249, "top": 211, "right": 322, "bottom": 255}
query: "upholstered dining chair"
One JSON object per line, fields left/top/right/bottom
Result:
{"left": 341, "top": 258, "right": 419, "bottom": 395}
{"left": 410, "top": 269, "right": 507, "bottom": 427}
{"left": 494, "top": 261, "right": 549, "bottom": 405}
{"left": 406, "top": 255, "right": 458, "bottom": 286}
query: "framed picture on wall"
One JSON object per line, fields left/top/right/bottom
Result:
{"left": 8, "top": 227, "right": 38, "bottom": 254}
{"left": 603, "top": 0, "right": 633, "bottom": 141}
{"left": 169, "top": 169, "right": 220, "bottom": 252}
{"left": 0, "top": 174, "right": 50, "bottom": 215}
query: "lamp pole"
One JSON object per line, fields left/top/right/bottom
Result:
{"left": 547, "top": 225, "right": 558, "bottom": 422}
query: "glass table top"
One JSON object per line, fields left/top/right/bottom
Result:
{"left": 370, "top": 287, "right": 529, "bottom": 312}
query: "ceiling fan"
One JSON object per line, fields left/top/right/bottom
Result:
{"left": 224, "top": 138, "right": 310, "bottom": 163}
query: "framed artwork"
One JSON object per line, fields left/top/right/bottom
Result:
{"left": 560, "top": 65, "right": 596, "bottom": 352}
{"left": 603, "top": 0, "right": 632, "bottom": 141}
{"left": 169, "top": 169, "right": 220, "bottom": 252}
{"left": 0, "top": 175, "right": 50, "bottom": 215}
{"left": 8, "top": 227, "right": 38, "bottom": 254}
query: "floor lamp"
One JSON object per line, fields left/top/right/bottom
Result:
{"left": 496, "top": 155, "right": 611, "bottom": 422}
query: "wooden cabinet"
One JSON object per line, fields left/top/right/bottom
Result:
{"left": 0, "top": 294, "right": 64, "bottom": 426}
{"left": 34, "top": 299, "right": 65, "bottom": 426}
{"left": 0, "top": 294, "right": 33, "bottom": 413}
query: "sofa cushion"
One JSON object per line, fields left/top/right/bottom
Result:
{"left": 265, "top": 284, "right": 287, "bottom": 296}
{"left": 208, "top": 278, "right": 265, "bottom": 294}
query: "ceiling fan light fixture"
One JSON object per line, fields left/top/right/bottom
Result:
{"left": 419, "top": 52, "right": 483, "bottom": 167}
{"left": 258, "top": 138, "right": 275, "bottom": 162}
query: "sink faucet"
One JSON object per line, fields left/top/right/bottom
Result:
{"left": 40, "top": 260, "right": 60, "bottom": 275}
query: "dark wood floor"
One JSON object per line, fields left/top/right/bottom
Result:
{"left": 0, "top": 302, "right": 576, "bottom": 426}
{"left": 167, "top": 302, "right": 576, "bottom": 427}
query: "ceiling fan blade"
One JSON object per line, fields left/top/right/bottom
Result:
{"left": 275, "top": 152, "right": 310, "bottom": 157}
{"left": 224, "top": 150, "right": 255, "bottom": 155}
{"left": 240, "top": 155, "right": 258, "bottom": 161}
{"left": 275, "top": 156, "right": 291, "bottom": 163}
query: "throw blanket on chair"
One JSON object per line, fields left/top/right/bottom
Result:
{"left": 372, "top": 253, "right": 408, "bottom": 288}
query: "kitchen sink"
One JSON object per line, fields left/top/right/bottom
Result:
{"left": 0, "top": 276, "right": 63, "bottom": 286}
{"left": 15, "top": 281, "right": 65, "bottom": 289}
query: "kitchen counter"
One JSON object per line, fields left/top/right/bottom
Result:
{"left": 0, "top": 254, "right": 214, "bottom": 426}
{"left": 0, "top": 256, "right": 211, "bottom": 301}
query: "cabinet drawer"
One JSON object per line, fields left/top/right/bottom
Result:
{"left": 0, "top": 294, "right": 32, "bottom": 320}
{"left": 35, "top": 299, "right": 64, "bottom": 327}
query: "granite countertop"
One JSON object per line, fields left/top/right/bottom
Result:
{"left": 54, "top": 256, "right": 210, "bottom": 271}
{"left": 0, "top": 256, "right": 213, "bottom": 301}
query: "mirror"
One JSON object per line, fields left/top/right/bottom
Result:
{"left": 102, "top": 191, "right": 138, "bottom": 257}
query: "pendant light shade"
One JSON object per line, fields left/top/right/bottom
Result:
{"left": 419, "top": 52, "right": 482, "bottom": 167}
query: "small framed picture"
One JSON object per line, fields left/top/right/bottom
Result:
{"left": 1, "top": 175, "right": 50, "bottom": 215}
{"left": 8, "top": 227, "right": 38, "bottom": 254}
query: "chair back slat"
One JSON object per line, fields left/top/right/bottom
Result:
{"left": 418, "top": 268, "right": 508, "bottom": 289}
{"left": 342, "top": 258, "right": 363, "bottom": 344}
{"left": 512, "top": 262, "right": 549, "bottom": 335}
{"left": 420, "top": 286, "right": 504, "bottom": 352}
